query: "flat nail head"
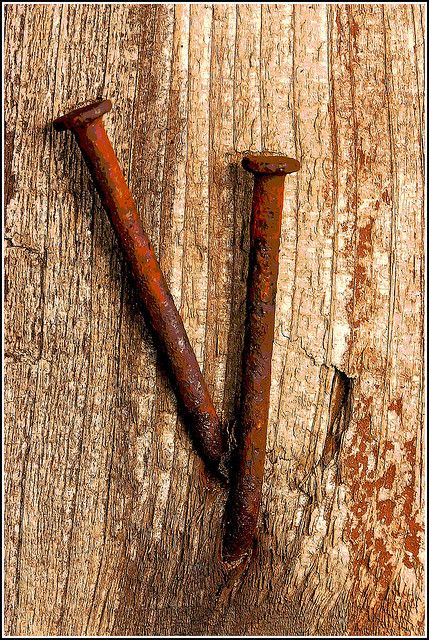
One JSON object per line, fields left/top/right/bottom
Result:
{"left": 242, "top": 154, "right": 300, "bottom": 176}
{"left": 53, "top": 99, "right": 112, "bottom": 131}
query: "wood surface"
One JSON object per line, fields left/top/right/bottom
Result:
{"left": 4, "top": 3, "right": 425, "bottom": 636}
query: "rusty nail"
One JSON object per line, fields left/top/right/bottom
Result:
{"left": 54, "top": 99, "right": 226, "bottom": 476}
{"left": 222, "top": 154, "right": 300, "bottom": 562}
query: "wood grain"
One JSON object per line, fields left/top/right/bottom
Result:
{"left": 4, "top": 3, "right": 425, "bottom": 636}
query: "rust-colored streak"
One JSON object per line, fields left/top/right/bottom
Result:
{"left": 222, "top": 154, "right": 300, "bottom": 562}
{"left": 54, "top": 100, "right": 226, "bottom": 476}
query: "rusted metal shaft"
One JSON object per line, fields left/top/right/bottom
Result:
{"left": 222, "top": 154, "right": 300, "bottom": 562}
{"left": 54, "top": 99, "right": 226, "bottom": 474}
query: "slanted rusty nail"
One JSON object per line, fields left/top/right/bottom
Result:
{"left": 54, "top": 99, "right": 226, "bottom": 477}
{"left": 222, "top": 153, "right": 300, "bottom": 562}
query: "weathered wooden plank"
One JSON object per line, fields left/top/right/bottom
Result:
{"left": 4, "top": 3, "right": 425, "bottom": 636}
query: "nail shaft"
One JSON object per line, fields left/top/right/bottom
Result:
{"left": 223, "top": 154, "right": 300, "bottom": 561}
{"left": 54, "top": 100, "right": 226, "bottom": 475}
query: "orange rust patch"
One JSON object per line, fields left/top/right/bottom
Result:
{"left": 349, "top": 14, "right": 360, "bottom": 41}
{"left": 362, "top": 480, "right": 375, "bottom": 498}
{"left": 371, "top": 537, "right": 394, "bottom": 597}
{"left": 404, "top": 437, "right": 417, "bottom": 465}
{"left": 403, "top": 485, "right": 414, "bottom": 519}
{"left": 357, "top": 219, "right": 374, "bottom": 259}
{"left": 343, "top": 390, "right": 400, "bottom": 628}
{"left": 351, "top": 526, "right": 361, "bottom": 541}
{"left": 354, "top": 263, "right": 368, "bottom": 299}
{"left": 376, "top": 499, "right": 395, "bottom": 525}
{"left": 400, "top": 437, "right": 422, "bottom": 569}
{"left": 388, "top": 396, "right": 403, "bottom": 417}
{"left": 373, "top": 536, "right": 393, "bottom": 567}
{"left": 343, "top": 400, "right": 376, "bottom": 549}
{"left": 353, "top": 502, "right": 368, "bottom": 518}
{"left": 375, "top": 464, "right": 396, "bottom": 490}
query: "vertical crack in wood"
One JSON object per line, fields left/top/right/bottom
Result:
{"left": 322, "top": 369, "right": 352, "bottom": 467}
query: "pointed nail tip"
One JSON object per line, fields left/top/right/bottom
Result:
{"left": 53, "top": 99, "right": 112, "bottom": 130}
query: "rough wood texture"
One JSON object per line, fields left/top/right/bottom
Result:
{"left": 4, "top": 4, "right": 425, "bottom": 636}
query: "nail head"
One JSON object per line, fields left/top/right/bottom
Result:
{"left": 242, "top": 154, "right": 300, "bottom": 176}
{"left": 53, "top": 99, "right": 112, "bottom": 131}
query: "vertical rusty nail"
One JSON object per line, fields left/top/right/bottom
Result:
{"left": 54, "top": 99, "right": 226, "bottom": 476}
{"left": 222, "top": 154, "right": 300, "bottom": 562}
